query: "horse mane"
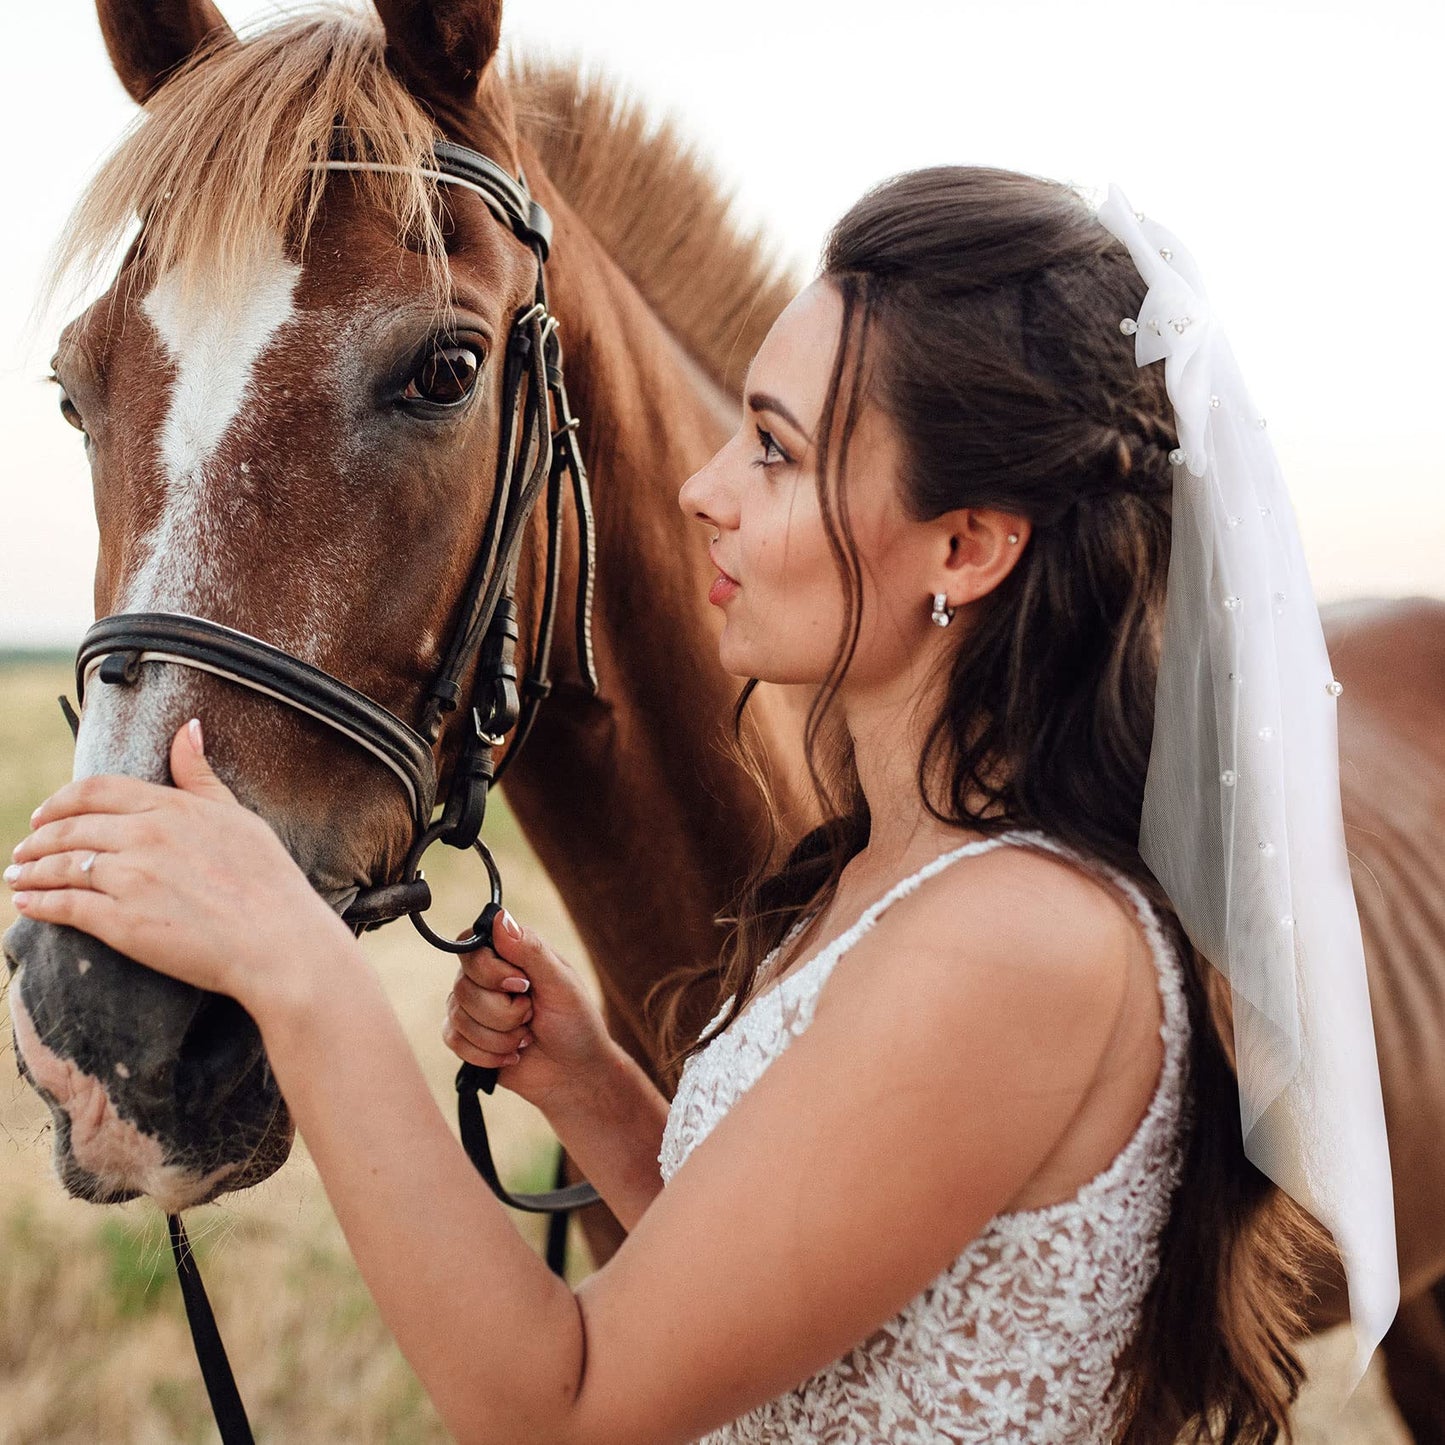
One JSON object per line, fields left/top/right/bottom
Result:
{"left": 48, "top": 4, "right": 798, "bottom": 394}
{"left": 508, "top": 57, "right": 799, "bottom": 394}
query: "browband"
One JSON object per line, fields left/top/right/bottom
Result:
{"left": 318, "top": 140, "right": 552, "bottom": 259}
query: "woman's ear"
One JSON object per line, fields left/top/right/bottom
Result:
{"left": 936, "top": 509, "right": 1030, "bottom": 603}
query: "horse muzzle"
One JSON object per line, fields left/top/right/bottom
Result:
{"left": 3, "top": 915, "right": 293, "bottom": 1210}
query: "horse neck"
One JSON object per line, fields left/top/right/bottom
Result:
{"left": 498, "top": 155, "right": 812, "bottom": 1067}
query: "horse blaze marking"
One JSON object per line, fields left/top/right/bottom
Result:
{"left": 141, "top": 242, "right": 301, "bottom": 494}
{"left": 73, "top": 243, "right": 305, "bottom": 786}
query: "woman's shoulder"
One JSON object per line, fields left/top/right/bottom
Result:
{"left": 895, "top": 828, "right": 1144, "bottom": 974}
{"left": 815, "top": 828, "right": 1165, "bottom": 1104}
{"left": 815, "top": 832, "right": 1136, "bottom": 1053}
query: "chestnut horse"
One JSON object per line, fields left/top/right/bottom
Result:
{"left": 5, "top": 0, "right": 805, "bottom": 1230}
{"left": 4, "top": 1, "right": 1443, "bottom": 1436}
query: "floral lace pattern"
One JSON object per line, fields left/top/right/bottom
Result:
{"left": 657, "top": 830, "right": 1192, "bottom": 1444}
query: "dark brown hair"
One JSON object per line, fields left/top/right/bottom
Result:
{"left": 648, "top": 166, "right": 1329, "bottom": 1441}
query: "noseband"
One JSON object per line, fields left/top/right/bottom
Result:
{"left": 60, "top": 141, "right": 606, "bottom": 1444}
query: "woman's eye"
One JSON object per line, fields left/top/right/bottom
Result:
{"left": 754, "top": 426, "right": 790, "bottom": 468}
{"left": 403, "top": 342, "right": 484, "bottom": 407}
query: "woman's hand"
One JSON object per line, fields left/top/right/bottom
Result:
{"left": 5, "top": 718, "right": 359, "bottom": 1019}
{"left": 444, "top": 911, "right": 619, "bottom": 1115}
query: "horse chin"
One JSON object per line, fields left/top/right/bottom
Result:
{"left": 34, "top": 1073, "right": 296, "bottom": 1212}
{"left": 49, "top": 1127, "right": 292, "bottom": 1213}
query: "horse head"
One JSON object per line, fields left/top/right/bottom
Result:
{"left": 4, "top": 0, "right": 577, "bottom": 1211}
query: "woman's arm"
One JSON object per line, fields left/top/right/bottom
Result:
{"left": 10, "top": 735, "right": 1140, "bottom": 1445}
{"left": 255, "top": 842, "right": 1134, "bottom": 1445}
{"left": 541, "top": 1044, "right": 670, "bottom": 1230}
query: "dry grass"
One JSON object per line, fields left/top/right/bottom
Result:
{"left": 0, "top": 660, "right": 1412, "bottom": 1442}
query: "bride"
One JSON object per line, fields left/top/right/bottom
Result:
{"left": 8, "top": 164, "right": 1392, "bottom": 1442}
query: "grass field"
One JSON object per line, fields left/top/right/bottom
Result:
{"left": 0, "top": 659, "right": 1412, "bottom": 1442}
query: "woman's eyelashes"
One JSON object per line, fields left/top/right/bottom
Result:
{"left": 752, "top": 425, "right": 792, "bottom": 469}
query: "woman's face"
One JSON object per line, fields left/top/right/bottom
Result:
{"left": 678, "top": 278, "right": 967, "bottom": 690}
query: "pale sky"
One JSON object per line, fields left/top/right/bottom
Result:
{"left": 2, "top": 0, "right": 1440, "bottom": 646}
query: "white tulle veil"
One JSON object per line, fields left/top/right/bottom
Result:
{"left": 1096, "top": 183, "right": 1398, "bottom": 1385}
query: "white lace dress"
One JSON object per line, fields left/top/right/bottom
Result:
{"left": 657, "top": 828, "right": 1192, "bottom": 1444}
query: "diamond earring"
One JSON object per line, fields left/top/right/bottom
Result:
{"left": 930, "top": 592, "right": 955, "bottom": 628}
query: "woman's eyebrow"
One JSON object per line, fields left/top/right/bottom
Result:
{"left": 746, "top": 391, "right": 811, "bottom": 441}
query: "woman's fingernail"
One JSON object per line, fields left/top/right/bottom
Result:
{"left": 12, "top": 893, "right": 31, "bottom": 909}
{"left": 29, "top": 807, "right": 42, "bottom": 826}
{"left": 188, "top": 718, "right": 204, "bottom": 755}
{"left": 501, "top": 977, "right": 530, "bottom": 994}
{"left": 3, "top": 865, "right": 21, "bottom": 884}
{"left": 517, "top": 1037, "right": 531, "bottom": 1051}
{"left": 499, "top": 908, "right": 522, "bottom": 939}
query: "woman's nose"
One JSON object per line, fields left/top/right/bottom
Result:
{"left": 678, "top": 444, "right": 733, "bottom": 529}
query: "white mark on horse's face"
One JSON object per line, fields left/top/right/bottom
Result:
{"left": 141, "top": 242, "right": 301, "bottom": 493}
{"left": 122, "top": 236, "right": 300, "bottom": 619}
{"left": 76, "top": 239, "right": 302, "bottom": 786}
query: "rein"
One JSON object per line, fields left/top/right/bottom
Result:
{"left": 59, "top": 140, "right": 605, "bottom": 1441}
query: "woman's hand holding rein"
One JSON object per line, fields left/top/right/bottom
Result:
{"left": 444, "top": 909, "right": 616, "bottom": 1115}
{"left": 446, "top": 912, "right": 673, "bottom": 1231}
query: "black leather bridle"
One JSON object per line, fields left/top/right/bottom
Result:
{"left": 60, "top": 140, "right": 606, "bottom": 1443}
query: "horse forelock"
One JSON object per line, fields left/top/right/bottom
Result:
{"left": 47, "top": 6, "right": 450, "bottom": 316}
{"left": 46, "top": 3, "right": 795, "bottom": 393}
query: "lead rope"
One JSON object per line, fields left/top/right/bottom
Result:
{"left": 454, "top": 905, "right": 600, "bottom": 1215}
{"left": 167, "top": 1214, "right": 255, "bottom": 1444}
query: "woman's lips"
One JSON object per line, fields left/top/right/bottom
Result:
{"left": 708, "top": 572, "right": 740, "bottom": 606}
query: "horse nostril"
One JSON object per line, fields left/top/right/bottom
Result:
{"left": 175, "top": 993, "right": 265, "bottom": 1119}
{"left": 3, "top": 918, "right": 31, "bottom": 976}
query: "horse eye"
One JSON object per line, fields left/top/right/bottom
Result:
{"left": 403, "top": 342, "right": 483, "bottom": 407}
{"left": 50, "top": 374, "right": 86, "bottom": 433}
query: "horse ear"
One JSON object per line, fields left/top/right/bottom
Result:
{"left": 373, "top": 0, "right": 503, "bottom": 116}
{"left": 96, "top": 0, "right": 235, "bottom": 104}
